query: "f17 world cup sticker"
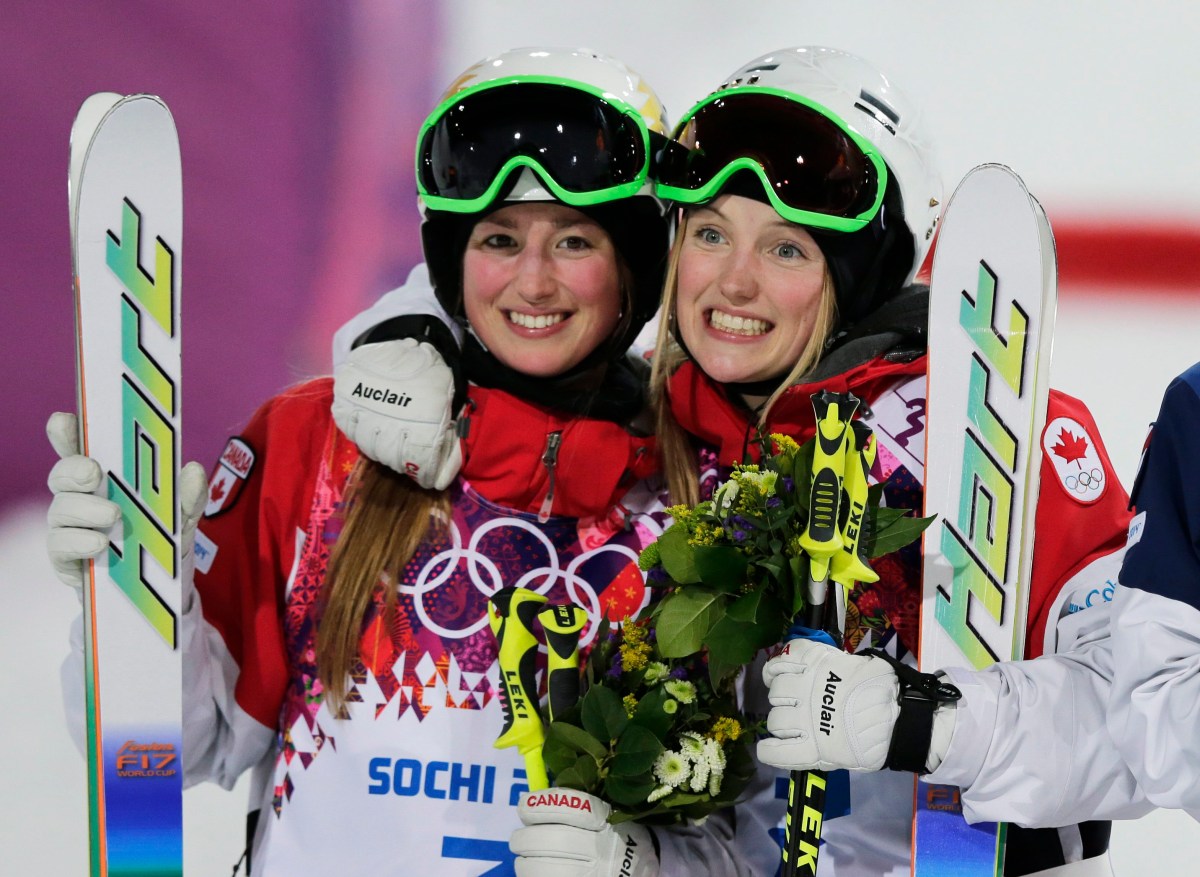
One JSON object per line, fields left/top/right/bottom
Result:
{"left": 1042, "top": 417, "right": 1105, "bottom": 504}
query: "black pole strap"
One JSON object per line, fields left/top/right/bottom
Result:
{"left": 864, "top": 648, "right": 962, "bottom": 774}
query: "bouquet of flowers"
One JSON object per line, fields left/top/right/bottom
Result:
{"left": 507, "top": 393, "right": 932, "bottom": 826}
{"left": 540, "top": 615, "right": 755, "bottom": 825}
{"left": 639, "top": 421, "right": 933, "bottom": 684}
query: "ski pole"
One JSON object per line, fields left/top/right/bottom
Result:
{"left": 538, "top": 603, "right": 586, "bottom": 723}
{"left": 830, "top": 421, "right": 880, "bottom": 597}
{"left": 782, "top": 390, "right": 858, "bottom": 877}
{"left": 487, "top": 586, "right": 550, "bottom": 791}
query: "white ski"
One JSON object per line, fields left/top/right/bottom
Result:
{"left": 71, "top": 93, "right": 184, "bottom": 877}
{"left": 915, "top": 164, "right": 1057, "bottom": 876}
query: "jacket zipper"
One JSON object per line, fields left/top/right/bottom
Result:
{"left": 537, "top": 430, "right": 563, "bottom": 523}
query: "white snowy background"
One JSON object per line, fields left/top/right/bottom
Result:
{"left": 4, "top": 2, "right": 1199, "bottom": 874}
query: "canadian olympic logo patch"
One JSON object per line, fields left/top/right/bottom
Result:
{"left": 1042, "top": 417, "right": 1105, "bottom": 504}
{"left": 204, "top": 437, "right": 255, "bottom": 517}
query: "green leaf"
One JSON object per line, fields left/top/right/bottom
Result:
{"left": 867, "top": 509, "right": 937, "bottom": 558}
{"left": 630, "top": 686, "right": 674, "bottom": 738}
{"left": 604, "top": 774, "right": 659, "bottom": 807}
{"left": 554, "top": 753, "right": 601, "bottom": 793}
{"left": 581, "top": 684, "right": 629, "bottom": 742}
{"left": 655, "top": 587, "right": 724, "bottom": 658}
{"left": 693, "top": 545, "right": 748, "bottom": 592}
{"left": 610, "top": 724, "right": 665, "bottom": 777}
{"left": 788, "top": 556, "right": 809, "bottom": 617}
{"left": 725, "top": 588, "right": 762, "bottom": 623}
{"left": 544, "top": 720, "right": 608, "bottom": 763}
{"left": 657, "top": 524, "right": 700, "bottom": 584}
{"left": 704, "top": 615, "right": 761, "bottom": 684}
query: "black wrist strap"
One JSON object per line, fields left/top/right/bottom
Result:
{"left": 864, "top": 649, "right": 962, "bottom": 774}
{"left": 354, "top": 314, "right": 467, "bottom": 413}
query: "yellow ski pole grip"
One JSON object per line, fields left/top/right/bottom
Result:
{"left": 831, "top": 421, "right": 881, "bottom": 589}
{"left": 798, "top": 390, "right": 859, "bottom": 627}
{"left": 538, "top": 604, "right": 586, "bottom": 724}
{"left": 487, "top": 586, "right": 549, "bottom": 791}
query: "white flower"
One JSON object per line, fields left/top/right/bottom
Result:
{"left": 678, "top": 731, "right": 705, "bottom": 759}
{"left": 647, "top": 784, "right": 674, "bottom": 803}
{"left": 708, "top": 770, "right": 723, "bottom": 796}
{"left": 653, "top": 750, "right": 691, "bottom": 789}
{"left": 643, "top": 662, "right": 670, "bottom": 685}
{"left": 689, "top": 754, "right": 710, "bottom": 792}
{"left": 665, "top": 680, "right": 697, "bottom": 704}
{"left": 739, "top": 469, "right": 778, "bottom": 495}
{"left": 703, "top": 737, "right": 727, "bottom": 774}
{"left": 714, "top": 479, "right": 739, "bottom": 513}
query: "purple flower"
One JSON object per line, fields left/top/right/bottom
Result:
{"left": 782, "top": 477, "right": 795, "bottom": 493}
{"left": 669, "top": 665, "right": 689, "bottom": 680}
{"left": 767, "top": 497, "right": 783, "bottom": 509}
{"left": 648, "top": 567, "right": 670, "bottom": 584}
{"left": 733, "top": 529, "right": 748, "bottom": 543}
{"left": 608, "top": 654, "right": 624, "bottom": 679}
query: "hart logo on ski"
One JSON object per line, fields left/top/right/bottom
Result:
{"left": 71, "top": 92, "right": 185, "bottom": 876}
{"left": 205, "top": 437, "right": 255, "bottom": 517}
{"left": 917, "top": 164, "right": 1057, "bottom": 876}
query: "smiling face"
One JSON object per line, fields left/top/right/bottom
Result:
{"left": 674, "top": 194, "right": 829, "bottom": 385}
{"left": 461, "top": 202, "right": 624, "bottom": 377}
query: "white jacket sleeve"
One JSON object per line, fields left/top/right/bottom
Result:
{"left": 928, "top": 601, "right": 1153, "bottom": 825}
{"left": 330, "top": 264, "right": 461, "bottom": 367}
{"left": 1108, "top": 587, "right": 1200, "bottom": 818}
{"left": 179, "top": 579, "right": 275, "bottom": 791}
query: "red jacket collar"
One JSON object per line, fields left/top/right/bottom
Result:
{"left": 459, "top": 385, "right": 657, "bottom": 518}
{"left": 668, "top": 355, "right": 927, "bottom": 466}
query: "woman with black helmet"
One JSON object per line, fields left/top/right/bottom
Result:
{"left": 647, "top": 46, "right": 1133, "bottom": 876}
{"left": 45, "top": 47, "right": 751, "bottom": 876}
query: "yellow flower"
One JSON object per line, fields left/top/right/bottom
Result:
{"left": 770, "top": 433, "right": 800, "bottom": 454}
{"left": 709, "top": 717, "right": 743, "bottom": 744}
{"left": 687, "top": 522, "right": 722, "bottom": 547}
{"left": 623, "top": 694, "right": 639, "bottom": 717}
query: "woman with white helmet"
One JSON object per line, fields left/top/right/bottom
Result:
{"left": 46, "top": 47, "right": 750, "bottom": 876}
{"left": 646, "top": 46, "right": 1137, "bottom": 876}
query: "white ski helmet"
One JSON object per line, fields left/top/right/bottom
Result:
{"left": 415, "top": 47, "right": 672, "bottom": 343}
{"left": 658, "top": 46, "right": 942, "bottom": 321}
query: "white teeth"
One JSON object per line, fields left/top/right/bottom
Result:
{"left": 508, "top": 311, "right": 566, "bottom": 329}
{"left": 710, "top": 309, "right": 769, "bottom": 336}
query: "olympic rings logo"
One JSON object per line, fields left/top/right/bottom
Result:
{"left": 397, "top": 514, "right": 649, "bottom": 646}
{"left": 1065, "top": 468, "right": 1104, "bottom": 494}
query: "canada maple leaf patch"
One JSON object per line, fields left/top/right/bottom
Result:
{"left": 1042, "top": 417, "right": 1105, "bottom": 504}
{"left": 204, "top": 437, "right": 256, "bottom": 517}
{"left": 1050, "top": 428, "right": 1090, "bottom": 467}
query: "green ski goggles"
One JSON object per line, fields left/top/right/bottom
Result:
{"left": 655, "top": 87, "right": 887, "bottom": 233}
{"left": 417, "top": 77, "right": 656, "bottom": 213}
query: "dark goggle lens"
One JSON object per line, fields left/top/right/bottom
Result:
{"left": 418, "top": 83, "right": 646, "bottom": 200}
{"left": 658, "top": 94, "right": 880, "bottom": 219}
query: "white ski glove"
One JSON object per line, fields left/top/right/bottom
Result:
{"left": 46, "top": 412, "right": 208, "bottom": 594}
{"left": 331, "top": 338, "right": 462, "bottom": 490}
{"left": 512, "top": 789, "right": 658, "bottom": 877}
{"left": 758, "top": 639, "right": 958, "bottom": 774}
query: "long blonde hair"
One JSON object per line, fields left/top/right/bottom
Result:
{"left": 649, "top": 210, "right": 838, "bottom": 505}
{"left": 317, "top": 460, "right": 451, "bottom": 713}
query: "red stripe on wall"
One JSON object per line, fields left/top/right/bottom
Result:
{"left": 1054, "top": 222, "right": 1200, "bottom": 294}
